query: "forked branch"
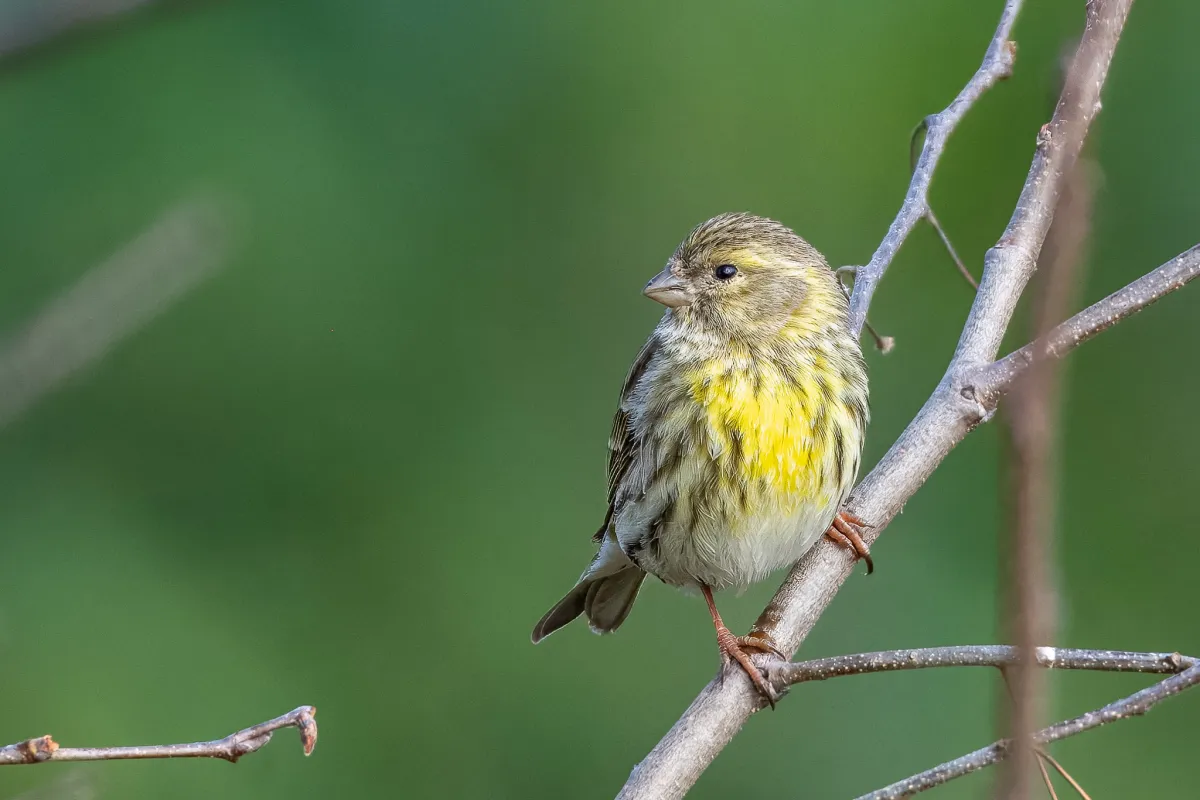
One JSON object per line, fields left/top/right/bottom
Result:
{"left": 769, "top": 646, "right": 1200, "bottom": 798}
{"left": 859, "top": 661, "right": 1200, "bottom": 799}
{"left": 0, "top": 706, "right": 317, "bottom": 765}
{"left": 846, "top": 0, "right": 1021, "bottom": 336}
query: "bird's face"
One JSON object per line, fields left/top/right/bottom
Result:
{"left": 643, "top": 213, "right": 841, "bottom": 337}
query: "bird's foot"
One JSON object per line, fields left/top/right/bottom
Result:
{"left": 733, "top": 632, "right": 786, "bottom": 661}
{"left": 714, "top": 624, "right": 779, "bottom": 707}
{"left": 825, "top": 510, "right": 875, "bottom": 574}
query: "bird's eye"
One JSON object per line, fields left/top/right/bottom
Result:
{"left": 714, "top": 264, "right": 738, "bottom": 280}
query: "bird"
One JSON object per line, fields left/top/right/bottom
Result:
{"left": 531, "top": 212, "right": 871, "bottom": 702}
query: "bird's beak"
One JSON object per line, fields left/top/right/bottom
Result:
{"left": 643, "top": 268, "right": 694, "bottom": 308}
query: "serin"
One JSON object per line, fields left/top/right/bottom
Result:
{"left": 533, "top": 213, "right": 871, "bottom": 702}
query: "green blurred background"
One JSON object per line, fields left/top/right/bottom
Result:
{"left": 1, "top": 1, "right": 1196, "bottom": 797}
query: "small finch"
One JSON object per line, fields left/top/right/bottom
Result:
{"left": 532, "top": 213, "right": 871, "bottom": 701}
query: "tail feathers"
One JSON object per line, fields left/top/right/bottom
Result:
{"left": 532, "top": 582, "right": 588, "bottom": 643}
{"left": 531, "top": 567, "right": 646, "bottom": 643}
{"left": 585, "top": 568, "right": 645, "bottom": 634}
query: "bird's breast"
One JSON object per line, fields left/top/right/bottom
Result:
{"left": 684, "top": 356, "right": 852, "bottom": 517}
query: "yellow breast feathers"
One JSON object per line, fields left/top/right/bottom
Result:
{"left": 687, "top": 355, "right": 852, "bottom": 515}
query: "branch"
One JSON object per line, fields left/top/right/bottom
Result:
{"left": 770, "top": 646, "right": 1194, "bottom": 687}
{"left": 617, "top": 3, "right": 1144, "bottom": 797}
{"left": 846, "top": 0, "right": 1021, "bottom": 337}
{"left": 858, "top": 663, "right": 1200, "bottom": 799}
{"left": 0, "top": 706, "right": 318, "bottom": 765}
{"left": 973, "top": 242, "right": 1200, "bottom": 404}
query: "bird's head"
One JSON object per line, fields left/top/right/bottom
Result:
{"left": 643, "top": 213, "right": 845, "bottom": 339}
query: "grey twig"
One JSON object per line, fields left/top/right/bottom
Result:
{"left": 770, "top": 646, "right": 1193, "bottom": 687}
{"left": 0, "top": 706, "right": 318, "bottom": 765}
{"left": 616, "top": 3, "right": 1154, "bottom": 798}
{"left": 846, "top": 0, "right": 1020, "bottom": 337}
{"left": 857, "top": 663, "right": 1200, "bottom": 799}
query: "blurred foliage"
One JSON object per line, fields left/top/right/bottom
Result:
{"left": 0, "top": 1, "right": 1197, "bottom": 798}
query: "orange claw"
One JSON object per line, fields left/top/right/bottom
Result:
{"left": 825, "top": 511, "right": 874, "bottom": 574}
{"left": 701, "top": 585, "right": 779, "bottom": 707}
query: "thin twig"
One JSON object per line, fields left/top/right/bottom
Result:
{"left": 1035, "top": 754, "right": 1060, "bottom": 800}
{"left": 617, "top": 3, "right": 1144, "bottom": 797}
{"left": 1040, "top": 751, "right": 1093, "bottom": 800}
{"left": 835, "top": 267, "right": 895, "bottom": 353}
{"left": 846, "top": 0, "right": 1020, "bottom": 337}
{"left": 856, "top": 663, "right": 1200, "bottom": 799}
{"left": 927, "top": 207, "right": 979, "bottom": 289}
{"left": 909, "top": 121, "right": 979, "bottom": 290}
{"left": 0, "top": 706, "right": 317, "bottom": 765}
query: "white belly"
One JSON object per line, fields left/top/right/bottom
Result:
{"left": 616, "top": 490, "right": 840, "bottom": 591}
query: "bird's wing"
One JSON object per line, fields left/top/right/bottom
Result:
{"left": 593, "top": 335, "right": 659, "bottom": 542}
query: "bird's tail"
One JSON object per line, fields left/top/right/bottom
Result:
{"left": 531, "top": 566, "right": 646, "bottom": 643}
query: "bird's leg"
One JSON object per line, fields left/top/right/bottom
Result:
{"left": 824, "top": 510, "right": 874, "bottom": 574}
{"left": 701, "top": 584, "right": 779, "bottom": 706}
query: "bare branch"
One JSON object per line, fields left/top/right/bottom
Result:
{"left": 0, "top": 706, "right": 317, "bottom": 766}
{"left": 846, "top": 0, "right": 1020, "bottom": 337}
{"left": 769, "top": 646, "right": 1193, "bottom": 687}
{"left": 617, "top": 3, "right": 1143, "bottom": 797}
{"left": 973, "top": 242, "right": 1200, "bottom": 404}
{"left": 857, "top": 663, "right": 1200, "bottom": 799}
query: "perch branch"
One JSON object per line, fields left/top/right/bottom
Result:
{"left": 0, "top": 706, "right": 317, "bottom": 765}
{"left": 846, "top": 0, "right": 1020, "bottom": 337}
{"left": 617, "top": 2, "right": 1141, "bottom": 797}
{"left": 858, "top": 662, "right": 1200, "bottom": 799}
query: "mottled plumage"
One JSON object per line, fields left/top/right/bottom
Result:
{"left": 533, "top": 213, "right": 869, "bottom": 697}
